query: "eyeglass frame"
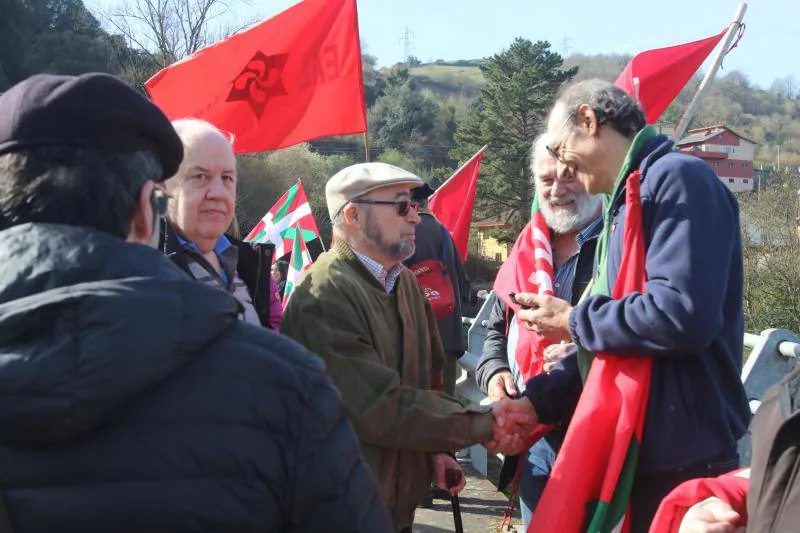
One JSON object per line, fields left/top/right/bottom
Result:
{"left": 350, "top": 198, "right": 420, "bottom": 217}
{"left": 544, "top": 106, "right": 608, "bottom": 169}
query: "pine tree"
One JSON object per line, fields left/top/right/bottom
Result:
{"left": 455, "top": 38, "right": 576, "bottom": 237}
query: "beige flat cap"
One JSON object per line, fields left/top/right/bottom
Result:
{"left": 325, "top": 162, "right": 424, "bottom": 220}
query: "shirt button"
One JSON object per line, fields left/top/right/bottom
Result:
{"left": 555, "top": 283, "right": 561, "bottom": 288}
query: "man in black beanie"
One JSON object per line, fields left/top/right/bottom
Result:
{"left": 0, "top": 73, "right": 390, "bottom": 532}
{"left": 404, "top": 182, "right": 472, "bottom": 397}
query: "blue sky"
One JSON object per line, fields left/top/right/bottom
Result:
{"left": 231, "top": 0, "right": 796, "bottom": 90}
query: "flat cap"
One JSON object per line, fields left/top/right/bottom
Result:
{"left": 0, "top": 73, "right": 183, "bottom": 181}
{"left": 326, "top": 162, "right": 424, "bottom": 220}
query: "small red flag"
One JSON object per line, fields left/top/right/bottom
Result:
{"left": 614, "top": 29, "right": 726, "bottom": 124}
{"left": 428, "top": 147, "right": 485, "bottom": 261}
{"left": 145, "top": 0, "right": 366, "bottom": 153}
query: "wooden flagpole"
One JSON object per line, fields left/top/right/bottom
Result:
{"left": 363, "top": 132, "right": 371, "bottom": 162}
{"left": 672, "top": 2, "right": 748, "bottom": 141}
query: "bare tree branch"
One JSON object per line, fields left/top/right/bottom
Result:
{"left": 96, "top": 0, "right": 249, "bottom": 69}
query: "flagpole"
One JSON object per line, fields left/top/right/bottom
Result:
{"left": 672, "top": 2, "right": 747, "bottom": 141}
{"left": 432, "top": 145, "right": 487, "bottom": 195}
{"left": 363, "top": 132, "right": 371, "bottom": 162}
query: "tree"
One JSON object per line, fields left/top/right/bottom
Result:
{"left": 368, "top": 75, "right": 439, "bottom": 154}
{"left": 0, "top": 0, "right": 125, "bottom": 86}
{"left": 739, "top": 168, "right": 800, "bottom": 333}
{"left": 454, "top": 38, "right": 576, "bottom": 235}
{"left": 99, "top": 0, "right": 252, "bottom": 87}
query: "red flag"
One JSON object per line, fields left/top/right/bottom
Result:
{"left": 614, "top": 29, "right": 726, "bottom": 124}
{"left": 649, "top": 469, "right": 750, "bottom": 533}
{"left": 428, "top": 147, "right": 485, "bottom": 261}
{"left": 529, "top": 171, "right": 651, "bottom": 532}
{"left": 145, "top": 0, "right": 366, "bottom": 154}
{"left": 492, "top": 196, "right": 554, "bottom": 382}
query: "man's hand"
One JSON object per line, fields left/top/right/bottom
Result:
{"left": 483, "top": 397, "right": 538, "bottom": 455}
{"left": 543, "top": 342, "right": 576, "bottom": 373}
{"left": 679, "top": 497, "right": 744, "bottom": 533}
{"left": 487, "top": 370, "right": 518, "bottom": 401}
{"left": 432, "top": 453, "right": 466, "bottom": 496}
{"left": 515, "top": 293, "right": 573, "bottom": 343}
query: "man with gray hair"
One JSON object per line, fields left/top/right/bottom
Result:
{"left": 0, "top": 73, "right": 392, "bottom": 531}
{"left": 281, "top": 162, "right": 537, "bottom": 532}
{"left": 476, "top": 134, "right": 601, "bottom": 527}
{"left": 159, "top": 118, "right": 282, "bottom": 330}
{"left": 510, "top": 79, "right": 751, "bottom": 531}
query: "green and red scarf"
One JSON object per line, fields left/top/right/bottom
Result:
{"left": 528, "top": 126, "right": 657, "bottom": 533}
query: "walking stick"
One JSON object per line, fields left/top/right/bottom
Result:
{"left": 446, "top": 468, "right": 464, "bottom": 533}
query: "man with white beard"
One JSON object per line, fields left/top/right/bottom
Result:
{"left": 476, "top": 134, "right": 602, "bottom": 527}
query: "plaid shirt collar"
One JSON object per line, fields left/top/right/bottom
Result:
{"left": 350, "top": 246, "right": 404, "bottom": 293}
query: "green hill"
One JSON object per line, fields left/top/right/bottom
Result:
{"left": 400, "top": 55, "right": 800, "bottom": 166}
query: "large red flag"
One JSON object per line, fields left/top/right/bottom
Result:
{"left": 529, "top": 170, "right": 651, "bottom": 533}
{"left": 428, "top": 147, "right": 485, "bottom": 261}
{"left": 614, "top": 29, "right": 726, "bottom": 124}
{"left": 145, "top": 0, "right": 366, "bottom": 154}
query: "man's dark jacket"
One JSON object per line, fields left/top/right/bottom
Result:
{"left": 524, "top": 135, "right": 751, "bottom": 474}
{"left": 0, "top": 223, "right": 392, "bottom": 532}
{"left": 159, "top": 218, "right": 276, "bottom": 329}
{"left": 404, "top": 208, "right": 471, "bottom": 352}
{"left": 746, "top": 364, "right": 800, "bottom": 532}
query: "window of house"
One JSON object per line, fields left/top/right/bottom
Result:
{"left": 714, "top": 161, "right": 719, "bottom": 167}
{"left": 743, "top": 179, "right": 749, "bottom": 184}
{"left": 728, "top": 179, "right": 735, "bottom": 183}
{"left": 495, "top": 253, "right": 502, "bottom": 262}
{"left": 743, "top": 162, "right": 749, "bottom": 168}
{"left": 729, "top": 161, "right": 735, "bottom": 168}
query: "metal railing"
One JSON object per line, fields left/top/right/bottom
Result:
{"left": 455, "top": 292, "right": 800, "bottom": 476}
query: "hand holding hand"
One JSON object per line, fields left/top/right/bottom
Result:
{"left": 487, "top": 370, "right": 518, "bottom": 401}
{"left": 514, "top": 292, "right": 573, "bottom": 343}
{"left": 679, "top": 497, "right": 744, "bottom": 533}
{"left": 484, "top": 397, "right": 538, "bottom": 455}
{"left": 432, "top": 453, "right": 466, "bottom": 496}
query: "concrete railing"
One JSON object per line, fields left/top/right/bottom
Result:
{"left": 455, "top": 292, "right": 800, "bottom": 476}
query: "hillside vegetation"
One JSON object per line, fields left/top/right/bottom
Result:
{"left": 405, "top": 55, "right": 800, "bottom": 166}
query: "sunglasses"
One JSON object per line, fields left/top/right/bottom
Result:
{"left": 351, "top": 198, "right": 420, "bottom": 216}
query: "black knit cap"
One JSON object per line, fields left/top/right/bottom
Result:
{"left": 410, "top": 182, "right": 435, "bottom": 200}
{"left": 0, "top": 73, "right": 183, "bottom": 181}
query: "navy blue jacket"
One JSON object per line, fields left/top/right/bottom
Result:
{"left": 0, "top": 223, "right": 392, "bottom": 532}
{"left": 523, "top": 135, "right": 751, "bottom": 473}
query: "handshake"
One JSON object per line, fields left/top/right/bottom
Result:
{"left": 483, "top": 396, "right": 539, "bottom": 456}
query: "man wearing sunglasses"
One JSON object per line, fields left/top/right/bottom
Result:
{"left": 507, "top": 79, "right": 751, "bottom": 531}
{"left": 282, "top": 162, "right": 538, "bottom": 532}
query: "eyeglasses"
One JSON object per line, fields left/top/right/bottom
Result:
{"left": 351, "top": 198, "right": 420, "bottom": 216}
{"left": 545, "top": 113, "right": 575, "bottom": 166}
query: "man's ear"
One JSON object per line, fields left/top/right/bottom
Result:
{"left": 342, "top": 203, "right": 360, "bottom": 227}
{"left": 577, "top": 104, "right": 600, "bottom": 136}
{"left": 127, "top": 180, "right": 155, "bottom": 244}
